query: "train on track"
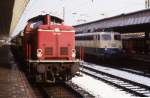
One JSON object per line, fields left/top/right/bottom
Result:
{"left": 11, "top": 14, "right": 80, "bottom": 82}
{"left": 122, "top": 36, "right": 150, "bottom": 56}
{"left": 75, "top": 31, "right": 122, "bottom": 59}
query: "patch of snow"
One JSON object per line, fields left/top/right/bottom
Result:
{"left": 72, "top": 74, "right": 133, "bottom": 98}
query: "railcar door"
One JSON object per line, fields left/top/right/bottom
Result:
{"left": 95, "top": 34, "right": 100, "bottom": 48}
{"left": 100, "top": 33, "right": 112, "bottom": 48}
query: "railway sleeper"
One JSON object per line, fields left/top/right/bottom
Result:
{"left": 119, "top": 83, "right": 132, "bottom": 86}
{"left": 132, "top": 88, "right": 146, "bottom": 91}
{"left": 144, "top": 93, "right": 150, "bottom": 96}
{"left": 136, "top": 90, "right": 150, "bottom": 93}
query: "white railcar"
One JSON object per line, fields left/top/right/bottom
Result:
{"left": 75, "top": 32, "right": 122, "bottom": 58}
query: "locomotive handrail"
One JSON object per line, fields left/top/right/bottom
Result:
{"left": 28, "top": 59, "right": 81, "bottom": 63}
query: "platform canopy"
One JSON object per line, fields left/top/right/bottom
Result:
{"left": 0, "top": 0, "right": 29, "bottom": 40}
{"left": 74, "top": 9, "right": 150, "bottom": 34}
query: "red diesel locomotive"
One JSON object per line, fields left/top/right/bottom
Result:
{"left": 23, "top": 14, "right": 80, "bottom": 82}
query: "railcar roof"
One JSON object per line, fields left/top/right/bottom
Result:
{"left": 123, "top": 37, "right": 150, "bottom": 40}
{"left": 75, "top": 32, "right": 120, "bottom": 36}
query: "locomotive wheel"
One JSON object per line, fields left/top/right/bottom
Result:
{"left": 47, "top": 71, "right": 55, "bottom": 82}
{"left": 62, "top": 74, "right": 70, "bottom": 81}
{"left": 71, "top": 64, "right": 79, "bottom": 76}
{"left": 28, "top": 63, "right": 37, "bottom": 82}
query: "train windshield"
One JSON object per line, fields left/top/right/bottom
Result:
{"left": 114, "top": 35, "right": 121, "bottom": 40}
{"left": 101, "top": 34, "right": 111, "bottom": 40}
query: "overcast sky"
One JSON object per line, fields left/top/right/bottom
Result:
{"left": 12, "top": 0, "right": 145, "bottom": 37}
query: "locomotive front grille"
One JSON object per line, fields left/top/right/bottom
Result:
{"left": 45, "top": 47, "right": 53, "bottom": 55}
{"left": 60, "top": 47, "right": 68, "bottom": 55}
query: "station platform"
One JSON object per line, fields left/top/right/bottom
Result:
{"left": 0, "top": 45, "right": 35, "bottom": 98}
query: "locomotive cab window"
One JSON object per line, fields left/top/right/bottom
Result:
{"left": 114, "top": 35, "right": 121, "bottom": 40}
{"left": 101, "top": 34, "right": 111, "bottom": 40}
{"left": 51, "top": 16, "right": 63, "bottom": 25}
{"left": 51, "top": 21, "right": 61, "bottom": 25}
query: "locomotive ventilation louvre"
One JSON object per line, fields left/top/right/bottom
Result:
{"left": 45, "top": 47, "right": 53, "bottom": 55}
{"left": 60, "top": 47, "right": 68, "bottom": 55}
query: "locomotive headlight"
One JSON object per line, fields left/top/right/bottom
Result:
{"left": 72, "top": 49, "right": 76, "bottom": 58}
{"left": 104, "top": 46, "right": 108, "bottom": 51}
{"left": 37, "top": 49, "right": 43, "bottom": 58}
{"left": 54, "top": 28, "right": 60, "bottom": 32}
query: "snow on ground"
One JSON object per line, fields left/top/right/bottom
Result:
{"left": 72, "top": 73, "right": 133, "bottom": 98}
{"left": 83, "top": 62, "right": 150, "bottom": 87}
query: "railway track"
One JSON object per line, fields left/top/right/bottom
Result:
{"left": 32, "top": 81, "right": 94, "bottom": 98}
{"left": 120, "top": 68, "right": 150, "bottom": 78}
{"left": 80, "top": 62, "right": 150, "bottom": 97}
{"left": 87, "top": 55, "right": 150, "bottom": 75}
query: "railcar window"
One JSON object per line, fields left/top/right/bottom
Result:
{"left": 76, "top": 36, "right": 82, "bottom": 40}
{"left": 76, "top": 31, "right": 83, "bottom": 34}
{"left": 75, "top": 35, "right": 93, "bottom": 40}
{"left": 101, "top": 34, "right": 111, "bottom": 40}
{"left": 114, "top": 35, "right": 121, "bottom": 40}
{"left": 85, "top": 35, "right": 93, "bottom": 40}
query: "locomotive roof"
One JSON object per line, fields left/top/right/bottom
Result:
{"left": 28, "top": 14, "right": 63, "bottom": 23}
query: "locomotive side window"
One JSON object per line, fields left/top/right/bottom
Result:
{"left": 30, "top": 21, "right": 43, "bottom": 29}
{"left": 114, "top": 35, "right": 121, "bottom": 40}
{"left": 101, "top": 34, "right": 111, "bottom": 40}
